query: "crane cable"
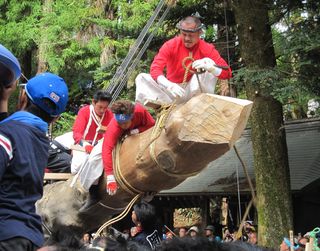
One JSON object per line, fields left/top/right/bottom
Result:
{"left": 107, "top": 0, "right": 175, "bottom": 102}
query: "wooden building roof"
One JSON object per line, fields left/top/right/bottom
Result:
{"left": 160, "top": 118, "right": 320, "bottom": 195}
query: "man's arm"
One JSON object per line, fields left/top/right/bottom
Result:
{"left": 150, "top": 42, "right": 171, "bottom": 81}
{"left": 192, "top": 42, "right": 232, "bottom": 79}
{"left": 101, "top": 119, "right": 123, "bottom": 176}
{"left": 72, "top": 107, "right": 89, "bottom": 144}
{"left": 137, "top": 108, "right": 156, "bottom": 133}
{"left": 0, "top": 133, "right": 12, "bottom": 180}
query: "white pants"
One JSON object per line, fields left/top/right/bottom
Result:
{"left": 135, "top": 72, "right": 218, "bottom": 105}
{"left": 77, "top": 139, "right": 104, "bottom": 191}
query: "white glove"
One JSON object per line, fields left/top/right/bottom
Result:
{"left": 157, "top": 75, "right": 185, "bottom": 98}
{"left": 192, "top": 57, "right": 222, "bottom": 76}
{"left": 130, "top": 129, "right": 139, "bottom": 135}
{"left": 106, "top": 174, "right": 118, "bottom": 196}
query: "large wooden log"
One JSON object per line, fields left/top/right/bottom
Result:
{"left": 36, "top": 94, "right": 252, "bottom": 232}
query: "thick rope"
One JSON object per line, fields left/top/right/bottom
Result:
{"left": 139, "top": 53, "right": 201, "bottom": 178}
{"left": 233, "top": 146, "right": 256, "bottom": 203}
{"left": 94, "top": 194, "right": 141, "bottom": 238}
{"left": 136, "top": 104, "right": 174, "bottom": 161}
{"left": 136, "top": 52, "right": 196, "bottom": 162}
{"left": 114, "top": 141, "right": 143, "bottom": 195}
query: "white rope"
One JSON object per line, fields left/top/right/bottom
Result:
{"left": 236, "top": 163, "right": 242, "bottom": 225}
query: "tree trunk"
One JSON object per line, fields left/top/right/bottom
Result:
{"left": 37, "top": 0, "right": 52, "bottom": 73}
{"left": 233, "top": 0, "right": 293, "bottom": 248}
{"left": 37, "top": 94, "right": 253, "bottom": 232}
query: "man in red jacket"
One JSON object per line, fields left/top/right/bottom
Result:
{"left": 135, "top": 16, "right": 231, "bottom": 106}
{"left": 79, "top": 100, "right": 155, "bottom": 211}
{"left": 71, "top": 90, "right": 113, "bottom": 174}
{"left": 102, "top": 100, "right": 155, "bottom": 195}
{"left": 73, "top": 90, "right": 113, "bottom": 148}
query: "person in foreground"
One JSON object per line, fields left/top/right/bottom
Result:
{"left": 0, "top": 43, "right": 21, "bottom": 121}
{"left": 0, "top": 72, "right": 68, "bottom": 250}
{"left": 131, "top": 201, "right": 162, "bottom": 250}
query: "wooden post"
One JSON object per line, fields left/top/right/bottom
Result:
{"left": 289, "top": 230, "right": 294, "bottom": 251}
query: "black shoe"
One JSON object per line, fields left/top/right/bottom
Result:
{"left": 79, "top": 185, "right": 101, "bottom": 212}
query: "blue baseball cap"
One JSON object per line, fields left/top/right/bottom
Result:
{"left": 0, "top": 44, "right": 21, "bottom": 86}
{"left": 114, "top": 113, "right": 133, "bottom": 123}
{"left": 25, "top": 72, "right": 69, "bottom": 117}
{"left": 283, "top": 237, "right": 299, "bottom": 250}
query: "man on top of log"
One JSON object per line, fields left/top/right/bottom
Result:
{"left": 0, "top": 73, "right": 68, "bottom": 250}
{"left": 135, "top": 15, "right": 232, "bottom": 107}
{"left": 71, "top": 90, "right": 113, "bottom": 174}
{"left": 79, "top": 100, "right": 155, "bottom": 211}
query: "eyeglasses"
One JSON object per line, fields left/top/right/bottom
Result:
{"left": 18, "top": 73, "right": 29, "bottom": 89}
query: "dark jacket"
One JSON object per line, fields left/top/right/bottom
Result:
{"left": 0, "top": 111, "right": 49, "bottom": 247}
{"left": 133, "top": 229, "right": 161, "bottom": 250}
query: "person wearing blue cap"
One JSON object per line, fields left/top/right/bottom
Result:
{"left": 79, "top": 100, "right": 154, "bottom": 212}
{"left": 280, "top": 237, "right": 300, "bottom": 251}
{"left": 0, "top": 44, "right": 21, "bottom": 121}
{"left": 0, "top": 72, "right": 68, "bottom": 250}
{"left": 102, "top": 100, "right": 155, "bottom": 195}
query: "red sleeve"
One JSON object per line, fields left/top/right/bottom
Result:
{"left": 206, "top": 42, "right": 232, "bottom": 79}
{"left": 136, "top": 106, "right": 155, "bottom": 133}
{"left": 72, "top": 106, "right": 89, "bottom": 144}
{"left": 150, "top": 41, "right": 171, "bottom": 81}
{"left": 102, "top": 118, "right": 123, "bottom": 176}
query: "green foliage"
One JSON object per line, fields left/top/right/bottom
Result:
{"left": 272, "top": 1, "right": 320, "bottom": 96}
{"left": 52, "top": 112, "right": 75, "bottom": 137}
{"left": 0, "top": 0, "right": 41, "bottom": 56}
{"left": 1, "top": 0, "right": 319, "bottom": 126}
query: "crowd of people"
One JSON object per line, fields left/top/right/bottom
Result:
{"left": 36, "top": 205, "right": 320, "bottom": 251}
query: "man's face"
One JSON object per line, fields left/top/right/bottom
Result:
{"left": 205, "top": 229, "right": 213, "bottom": 237}
{"left": 93, "top": 100, "right": 109, "bottom": 117}
{"left": 179, "top": 228, "right": 186, "bottom": 237}
{"left": 179, "top": 22, "right": 201, "bottom": 48}
{"left": 118, "top": 120, "right": 132, "bottom": 130}
{"left": 131, "top": 210, "right": 139, "bottom": 226}
{"left": 190, "top": 230, "right": 197, "bottom": 237}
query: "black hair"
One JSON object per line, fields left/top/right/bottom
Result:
{"left": 25, "top": 97, "right": 57, "bottom": 123}
{"left": 133, "top": 201, "right": 157, "bottom": 233}
{"left": 159, "top": 237, "right": 219, "bottom": 251}
{"left": 176, "top": 16, "right": 203, "bottom": 32}
{"left": 0, "top": 61, "right": 14, "bottom": 87}
{"left": 222, "top": 241, "right": 274, "bottom": 251}
{"left": 104, "top": 237, "right": 152, "bottom": 251}
{"left": 43, "top": 224, "right": 84, "bottom": 250}
{"left": 180, "top": 16, "right": 201, "bottom": 27}
{"left": 159, "top": 238, "right": 273, "bottom": 251}
{"left": 93, "top": 90, "right": 112, "bottom": 103}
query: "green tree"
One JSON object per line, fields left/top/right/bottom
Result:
{"left": 232, "top": 0, "right": 293, "bottom": 247}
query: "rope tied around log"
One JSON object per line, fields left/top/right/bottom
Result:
{"left": 94, "top": 193, "right": 141, "bottom": 239}
{"left": 136, "top": 52, "right": 204, "bottom": 179}
{"left": 136, "top": 52, "right": 197, "bottom": 161}
{"left": 114, "top": 140, "right": 144, "bottom": 195}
